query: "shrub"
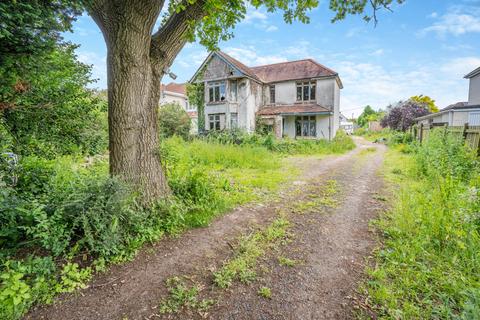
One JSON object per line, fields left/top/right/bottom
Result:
{"left": 381, "top": 99, "right": 430, "bottom": 131}
{"left": 158, "top": 102, "right": 191, "bottom": 139}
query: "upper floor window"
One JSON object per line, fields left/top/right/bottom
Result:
{"left": 296, "top": 81, "right": 316, "bottom": 102}
{"left": 208, "top": 81, "right": 226, "bottom": 103}
{"left": 269, "top": 85, "right": 275, "bottom": 104}
{"left": 230, "top": 80, "right": 238, "bottom": 102}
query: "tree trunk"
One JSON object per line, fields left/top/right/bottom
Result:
{"left": 88, "top": 0, "right": 206, "bottom": 203}
{"left": 99, "top": 2, "right": 170, "bottom": 203}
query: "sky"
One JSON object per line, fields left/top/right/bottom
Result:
{"left": 64, "top": 0, "right": 480, "bottom": 117}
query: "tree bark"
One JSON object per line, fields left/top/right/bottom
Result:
{"left": 87, "top": 0, "right": 206, "bottom": 203}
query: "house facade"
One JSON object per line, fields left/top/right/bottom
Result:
{"left": 415, "top": 66, "right": 480, "bottom": 126}
{"left": 160, "top": 82, "right": 198, "bottom": 134}
{"left": 190, "top": 51, "right": 342, "bottom": 140}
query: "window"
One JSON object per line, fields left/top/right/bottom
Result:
{"left": 230, "top": 80, "right": 238, "bottom": 101}
{"left": 269, "top": 85, "right": 275, "bottom": 104}
{"left": 469, "top": 112, "right": 480, "bottom": 125}
{"left": 296, "top": 81, "right": 316, "bottom": 101}
{"left": 208, "top": 81, "right": 226, "bottom": 103}
{"left": 209, "top": 113, "right": 225, "bottom": 130}
{"left": 295, "top": 116, "right": 316, "bottom": 137}
{"left": 230, "top": 113, "right": 238, "bottom": 128}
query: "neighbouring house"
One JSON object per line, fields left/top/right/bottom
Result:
{"left": 190, "top": 51, "right": 342, "bottom": 140}
{"left": 339, "top": 113, "right": 354, "bottom": 134}
{"left": 415, "top": 66, "right": 480, "bottom": 126}
{"left": 160, "top": 82, "right": 198, "bottom": 133}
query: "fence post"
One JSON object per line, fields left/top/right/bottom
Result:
{"left": 463, "top": 123, "right": 468, "bottom": 140}
{"left": 419, "top": 123, "right": 423, "bottom": 143}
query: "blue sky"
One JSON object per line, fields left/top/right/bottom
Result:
{"left": 65, "top": 0, "right": 480, "bottom": 116}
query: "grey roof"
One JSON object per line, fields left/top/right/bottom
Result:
{"left": 464, "top": 66, "right": 480, "bottom": 79}
{"left": 415, "top": 102, "right": 480, "bottom": 121}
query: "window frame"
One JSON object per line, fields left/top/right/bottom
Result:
{"left": 230, "top": 112, "right": 238, "bottom": 129}
{"left": 269, "top": 85, "right": 275, "bottom": 104}
{"left": 208, "top": 114, "right": 222, "bottom": 130}
{"left": 296, "top": 81, "right": 316, "bottom": 102}
{"left": 208, "top": 81, "right": 226, "bottom": 103}
{"left": 295, "top": 115, "right": 317, "bottom": 137}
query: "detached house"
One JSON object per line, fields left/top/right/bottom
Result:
{"left": 190, "top": 51, "right": 342, "bottom": 139}
{"left": 415, "top": 66, "right": 480, "bottom": 126}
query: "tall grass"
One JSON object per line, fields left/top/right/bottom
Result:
{"left": 364, "top": 129, "right": 480, "bottom": 319}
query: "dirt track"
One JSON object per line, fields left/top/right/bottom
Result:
{"left": 27, "top": 137, "right": 386, "bottom": 320}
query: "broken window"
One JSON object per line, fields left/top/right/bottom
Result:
{"left": 295, "top": 116, "right": 316, "bottom": 137}
{"left": 296, "top": 81, "right": 316, "bottom": 102}
{"left": 208, "top": 81, "right": 226, "bottom": 103}
{"left": 269, "top": 85, "right": 275, "bottom": 104}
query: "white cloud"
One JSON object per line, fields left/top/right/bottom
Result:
{"left": 76, "top": 51, "right": 107, "bottom": 88}
{"left": 370, "top": 49, "right": 384, "bottom": 56}
{"left": 241, "top": 6, "right": 279, "bottom": 33}
{"left": 428, "top": 12, "right": 438, "bottom": 18}
{"left": 334, "top": 56, "right": 479, "bottom": 116}
{"left": 419, "top": 6, "right": 480, "bottom": 37}
{"left": 224, "top": 47, "right": 287, "bottom": 66}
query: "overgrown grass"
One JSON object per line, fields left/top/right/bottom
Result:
{"left": 363, "top": 129, "right": 480, "bottom": 319}
{"left": 0, "top": 132, "right": 354, "bottom": 319}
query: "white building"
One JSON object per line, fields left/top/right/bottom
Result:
{"left": 415, "top": 66, "right": 480, "bottom": 126}
{"left": 190, "top": 51, "right": 342, "bottom": 140}
{"left": 160, "top": 82, "right": 198, "bottom": 133}
{"left": 339, "top": 113, "right": 354, "bottom": 134}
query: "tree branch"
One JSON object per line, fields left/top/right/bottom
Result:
{"left": 150, "top": 0, "right": 207, "bottom": 67}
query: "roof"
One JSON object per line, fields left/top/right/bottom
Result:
{"left": 187, "top": 111, "right": 198, "bottom": 118}
{"left": 216, "top": 51, "right": 261, "bottom": 82}
{"left": 464, "top": 66, "right": 480, "bottom": 79}
{"left": 190, "top": 51, "right": 341, "bottom": 87}
{"left": 161, "top": 82, "right": 186, "bottom": 95}
{"left": 441, "top": 101, "right": 468, "bottom": 111}
{"left": 250, "top": 59, "right": 339, "bottom": 84}
{"left": 256, "top": 104, "right": 332, "bottom": 116}
{"left": 415, "top": 102, "right": 480, "bottom": 121}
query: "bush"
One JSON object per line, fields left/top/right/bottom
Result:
{"left": 158, "top": 102, "right": 191, "bottom": 140}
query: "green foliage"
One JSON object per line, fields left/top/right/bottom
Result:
{"left": 1, "top": 45, "right": 108, "bottom": 158}
{"left": 258, "top": 286, "right": 272, "bottom": 299}
{"left": 158, "top": 276, "right": 214, "bottom": 314}
{"left": 201, "top": 129, "right": 355, "bottom": 155}
{"left": 410, "top": 95, "right": 439, "bottom": 113}
{"left": 186, "top": 82, "right": 205, "bottom": 131}
{"left": 356, "top": 105, "right": 383, "bottom": 128}
{"left": 363, "top": 129, "right": 480, "bottom": 319}
{"left": 213, "top": 217, "right": 290, "bottom": 288}
{"left": 158, "top": 102, "right": 192, "bottom": 140}
{"left": 0, "top": 0, "right": 81, "bottom": 57}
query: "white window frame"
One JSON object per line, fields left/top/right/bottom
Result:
{"left": 230, "top": 113, "right": 238, "bottom": 129}
{"left": 296, "top": 81, "right": 316, "bottom": 102}
{"left": 295, "top": 115, "right": 317, "bottom": 137}
{"left": 208, "top": 81, "right": 226, "bottom": 103}
{"left": 208, "top": 113, "right": 224, "bottom": 130}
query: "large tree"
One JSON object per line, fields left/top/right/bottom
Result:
{"left": 82, "top": 0, "right": 403, "bottom": 202}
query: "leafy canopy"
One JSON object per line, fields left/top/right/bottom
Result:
{"left": 410, "top": 95, "right": 439, "bottom": 113}
{"left": 0, "top": 0, "right": 82, "bottom": 57}
{"left": 381, "top": 99, "right": 430, "bottom": 131}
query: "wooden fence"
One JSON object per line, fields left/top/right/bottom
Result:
{"left": 412, "top": 123, "right": 480, "bottom": 155}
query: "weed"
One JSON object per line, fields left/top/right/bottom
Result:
{"left": 158, "top": 276, "right": 214, "bottom": 314}
{"left": 213, "top": 217, "right": 290, "bottom": 288}
{"left": 258, "top": 286, "right": 272, "bottom": 299}
{"left": 278, "top": 257, "right": 297, "bottom": 267}
{"left": 362, "top": 130, "right": 480, "bottom": 319}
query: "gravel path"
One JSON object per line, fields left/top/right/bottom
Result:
{"left": 27, "top": 137, "right": 386, "bottom": 320}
